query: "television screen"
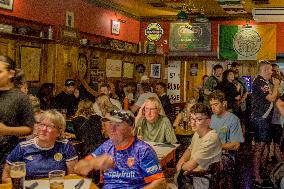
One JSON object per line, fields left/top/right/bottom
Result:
{"left": 242, "top": 76, "right": 252, "bottom": 93}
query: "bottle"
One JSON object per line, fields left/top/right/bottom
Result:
{"left": 123, "top": 96, "right": 129, "bottom": 110}
{"left": 137, "top": 127, "right": 143, "bottom": 140}
{"left": 48, "top": 26, "right": 53, "bottom": 40}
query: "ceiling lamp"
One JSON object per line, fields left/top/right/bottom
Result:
{"left": 177, "top": 10, "right": 188, "bottom": 21}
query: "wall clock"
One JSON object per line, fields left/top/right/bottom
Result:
{"left": 77, "top": 53, "right": 88, "bottom": 78}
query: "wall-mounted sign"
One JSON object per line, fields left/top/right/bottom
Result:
{"left": 169, "top": 22, "right": 211, "bottom": 52}
{"left": 145, "top": 23, "right": 164, "bottom": 42}
{"left": 167, "top": 61, "right": 181, "bottom": 103}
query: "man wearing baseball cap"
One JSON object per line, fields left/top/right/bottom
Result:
{"left": 75, "top": 110, "right": 166, "bottom": 189}
{"left": 55, "top": 79, "right": 80, "bottom": 117}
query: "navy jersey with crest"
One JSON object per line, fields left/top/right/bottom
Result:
{"left": 251, "top": 75, "right": 272, "bottom": 118}
{"left": 88, "top": 137, "right": 164, "bottom": 189}
{"left": 6, "top": 138, "right": 78, "bottom": 179}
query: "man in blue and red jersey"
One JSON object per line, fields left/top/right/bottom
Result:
{"left": 74, "top": 110, "right": 165, "bottom": 189}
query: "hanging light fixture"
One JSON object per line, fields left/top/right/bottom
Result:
{"left": 176, "top": 10, "right": 188, "bottom": 21}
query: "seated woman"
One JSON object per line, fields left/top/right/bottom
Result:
{"left": 2, "top": 110, "right": 78, "bottom": 182}
{"left": 73, "top": 99, "right": 106, "bottom": 157}
{"left": 173, "top": 98, "right": 196, "bottom": 135}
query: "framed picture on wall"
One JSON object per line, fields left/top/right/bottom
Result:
{"left": 0, "top": 0, "right": 13, "bottom": 10}
{"left": 65, "top": 11, "right": 74, "bottom": 28}
{"left": 111, "top": 20, "right": 120, "bottom": 35}
{"left": 150, "top": 64, "right": 161, "bottom": 78}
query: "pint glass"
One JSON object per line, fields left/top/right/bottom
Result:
{"left": 10, "top": 162, "right": 26, "bottom": 189}
{"left": 49, "top": 170, "right": 65, "bottom": 189}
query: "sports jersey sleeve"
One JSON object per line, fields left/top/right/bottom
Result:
{"left": 64, "top": 141, "right": 78, "bottom": 161}
{"left": 6, "top": 144, "right": 23, "bottom": 164}
{"left": 140, "top": 146, "right": 164, "bottom": 183}
{"left": 229, "top": 116, "right": 244, "bottom": 143}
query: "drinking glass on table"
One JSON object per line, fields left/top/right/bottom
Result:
{"left": 10, "top": 162, "right": 26, "bottom": 189}
{"left": 49, "top": 170, "right": 65, "bottom": 189}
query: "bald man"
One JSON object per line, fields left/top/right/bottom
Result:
{"left": 251, "top": 61, "right": 280, "bottom": 187}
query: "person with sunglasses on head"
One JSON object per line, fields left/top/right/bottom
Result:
{"left": 2, "top": 110, "right": 78, "bottom": 182}
{"left": 0, "top": 55, "right": 35, "bottom": 180}
{"left": 134, "top": 97, "right": 177, "bottom": 144}
{"left": 176, "top": 103, "right": 222, "bottom": 189}
{"left": 74, "top": 110, "right": 166, "bottom": 189}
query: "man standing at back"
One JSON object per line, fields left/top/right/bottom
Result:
{"left": 155, "top": 82, "right": 174, "bottom": 123}
{"left": 204, "top": 64, "right": 223, "bottom": 104}
{"left": 251, "top": 61, "right": 280, "bottom": 187}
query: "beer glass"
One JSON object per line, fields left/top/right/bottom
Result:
{"left": 10, "top": 162, "right": 26, "bottom": 189}
{"left": 49, "top": 170, "right": 65, "bottom": 189}
{"left": 137, "top": 126, "right": 143, "bottom": 140}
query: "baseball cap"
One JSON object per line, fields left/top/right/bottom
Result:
{"left": 101, "top": 110, "right": 135, "bottom": 126}
{"left": 64, "top": 79, "right": 75, "bottom": 87}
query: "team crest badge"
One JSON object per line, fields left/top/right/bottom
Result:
{"left": 127, "top": 157, "right": 135, "bottom": 168}
{"left": 54, "top": 153, "right": 63, "bottom": 161}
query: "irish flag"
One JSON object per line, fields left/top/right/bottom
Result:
{"left": 218, "top": 24, "right": 276, "bottom": 60}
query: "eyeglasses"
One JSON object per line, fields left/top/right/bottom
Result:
{"left": 190, "top": 117, "right": 208, "bottom": 123}
{"left": 36, "top": 122, "right": 56, "bottom": 130}
{"left": 144, "top": 108, "right": 158, "bottom": 112}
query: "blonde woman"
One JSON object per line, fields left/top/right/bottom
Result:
{"left": 173, "top": 98, "right": 197, "bottom": 134}
{"left": 73, "top": 99, "right": 106, "bottom": 156}
{"left": 2, "top": 110, "right": 78, "bottom": 181}
{"left": 95, "top": 95, "right": 119, "bottom": 117}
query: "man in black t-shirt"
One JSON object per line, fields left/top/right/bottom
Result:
{"left": 251, "top": 61, "right": 280, "bottom": 187}
{"left": 55, "top": 79, "right": 80, "bottom": 117}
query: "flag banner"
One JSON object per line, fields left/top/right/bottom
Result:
{"left": 218, "top": 24, "right": 276, "bottom": 60}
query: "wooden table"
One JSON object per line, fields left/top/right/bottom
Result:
{"left": 0, "top": 174, "right": 99, "bottom": 189}
{"left": 146, "top": 141, "right": 180, "bottom": 168}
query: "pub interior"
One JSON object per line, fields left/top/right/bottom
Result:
{"left": 1, "top": 0, "right": 284, "bottom": 189}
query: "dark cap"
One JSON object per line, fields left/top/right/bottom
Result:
{"left": 42, "top": 83, "right": 55, "bottom": 89}
{"left": 101, "top": 110, "right": 135, "bottom": 126}
{"left": 65, "top": 79, "right": 75, "bottom": 87}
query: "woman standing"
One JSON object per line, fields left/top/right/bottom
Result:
{"left": 217, "top": 69, "right": 241, "bottom": 114}
{"left": 0, "top": 56, "right": 34, "bottom": 173}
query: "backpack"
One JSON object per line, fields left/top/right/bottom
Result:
{"left": 270, "top": 161, "right": 284, "bottom": 188}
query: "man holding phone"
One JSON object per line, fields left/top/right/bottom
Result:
{"left": 134, "top": 97, "right": 177, "bottom": 144}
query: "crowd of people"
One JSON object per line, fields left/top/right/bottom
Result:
{"left": 1, "top": 53, "right": 284, "bottom": 188}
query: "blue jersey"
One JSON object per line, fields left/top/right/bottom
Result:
{"left": 6, "top": 138, "right": 78, "bottom": 179}
{"left": 88, "top": 137, "right": 164, "bottom": 189}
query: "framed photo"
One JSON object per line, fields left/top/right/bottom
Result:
{"left": 90, "top": 57, "right": 100, "bottom": 69}
{"left": 65, "top": 11, "right": 74, "bottom": 28}
{"left": 111, "top": 20, "right": 120, "bottom": 35}
{"left": 0, "top": 0, "right": 13, "bottom": 10}
{"left": 150, "top": 64, "right": 161, "bottom": 78}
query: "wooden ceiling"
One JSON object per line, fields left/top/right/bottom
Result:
{"left": 90, "top": 0, "right": 284, "bottom": 20}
